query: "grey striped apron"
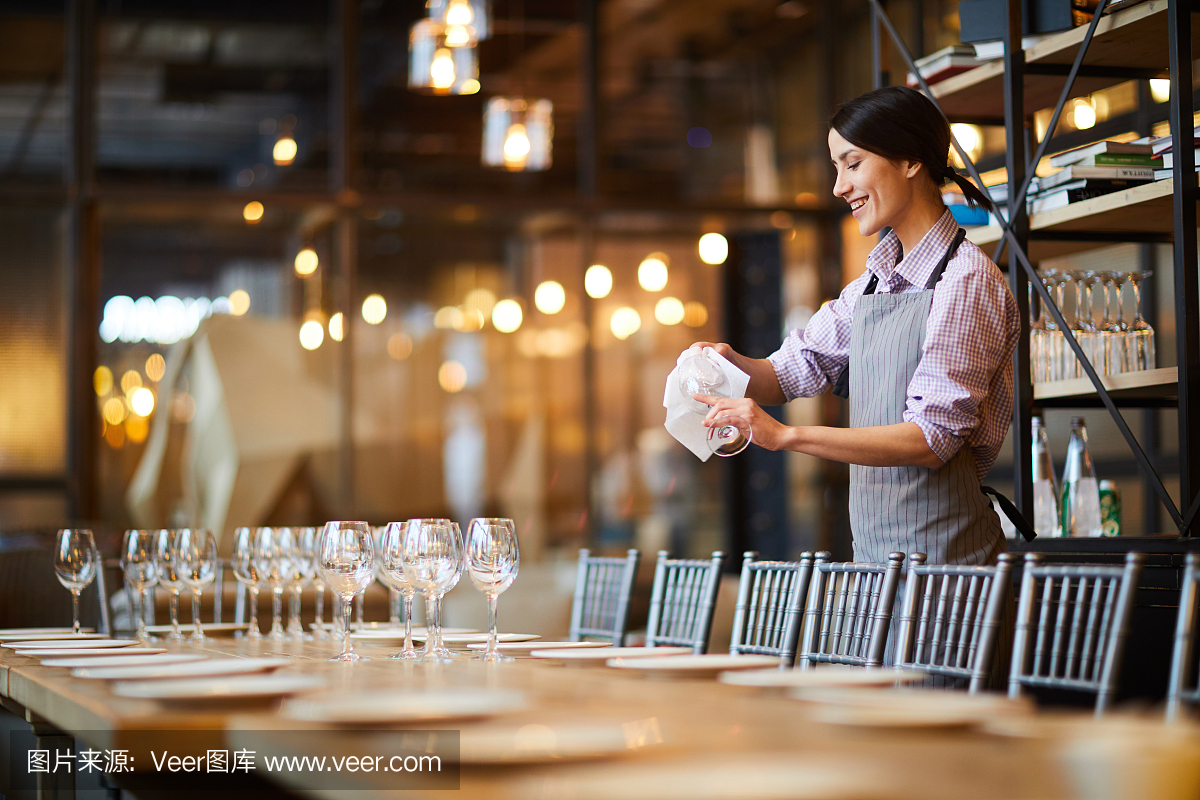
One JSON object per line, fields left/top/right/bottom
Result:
{"left": 847, "top": 232, "right": 1006, "bottom": 568}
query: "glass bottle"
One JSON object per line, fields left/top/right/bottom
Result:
{"left": 1032, "top": 416, "right": 1063, "bottom": 537}
{"left": 1061, "top": 416, "right": 1103, "bottom": 538}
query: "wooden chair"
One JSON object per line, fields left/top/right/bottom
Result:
{"left": 894, "top": 552, "right": 1015, "bottom": 692}
{"left": 729, "top": 551, "right": 815, "bottom": 668}
{"left": 797, "top": 552, "right": 904, "bottom": 670}
{"left": 568, "top": 548, "right": 640, "bottom": 645}
{"left": 1167, "top": 553, "right": 1200, "bottom": 721}
{"left": 1009, "top": 552, "right": 1143, "bottom": 715}
{"left": 645, "top": 550, "right": 726, "bottom": 654}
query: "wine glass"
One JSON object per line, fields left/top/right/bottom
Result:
{"left": 1074, "top": 270, "right": 1099, "bottom": 379}
{"left": 373, "top": 526, "right": 403, "bottom": 626}
{"left": 317, "top": 521, "right": 375, "bottom": 662}
{"left": 707, "top": 414, "right": 753, "bottom": 457}
{"left": 153, "top": 529, "right": 186, "bottom": 641}
{"left": 400, "top": 518, "right": 463, "bottom": 662}
{"left": 120, "top": 530, "right": 159, "bottom": 642}
{"left": 1124, "top": 270, "right": 1156, "bottom": 372}
{"left": 231, "top": 527, "right": 261, "bottom": 640}
{"left": 1029, "top": 277, "right": 1047, "bottom": 383}
{"left": 679, "top": 347, "right": 729, "bottom": 414}
{"left": 1048, "top": 270, "right": 1069, "bottom": 382}
{"left": 287, "top": 527, "right": 317, "bottom": 639}
{"left": 173, "top": 529, "right": 217, "bottom": 642}
{"left": 54, "top": 529, "right": 97, "bottom": 635}
{"left": 255, "top": 527, "right": 295, "bottom": 640}
{"left": 1099, "top": 272, "right": 1126, "bottom": 376}
{"left": 464, "top": 518, "right": 520, "bottom": 662}
{"left": 379, "top": 521, "right": 421, "bottom": 660}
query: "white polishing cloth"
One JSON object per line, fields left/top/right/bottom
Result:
{"left": 663, "top": 346, "right": 750, "bottom": 461}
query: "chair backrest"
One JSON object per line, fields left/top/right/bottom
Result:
{"left": 797, "top": 552, "right": 905, "bottom": 670}
{"left": 894, "top": 552, "right": 1015, "bottom": 692}
{"left": 1167, "top": 553, "right": 1200, "bottom": 721}
{"left": 729, "top": 551, "right": 815, "bottom": 667}
{"left": 645, "top": 550, "right": 726, "bottom": 654}
{"left": 569, "top": 548, "right": 640, "bottom": 645}
{"left": 1009, "top": 551, "right": 1143, "bottom": 715}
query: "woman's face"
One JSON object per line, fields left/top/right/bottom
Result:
{"left": 828, "top": 127, "right": 922, "bottom": 238}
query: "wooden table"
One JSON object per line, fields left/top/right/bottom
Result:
{"left": 1, "top": 636, "right": 1075, "bottom": 800}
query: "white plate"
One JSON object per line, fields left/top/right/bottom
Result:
{"left": 415, "top": 632, "right": 540, "bottom": 646}
{"left": 113, "top": 673, "right": 325, "bottom": 701}
{"left": 461, "top": 722, "right": 655, "bottom": 764}
{"left": 793, "top": 687, "right": 1033, "bottom": 722}
{"left": 0, "top": 627, "right": 94, "bottom": 636}
{"left": 607, "top": 654, "right": 781, "bottom": 677}
{"left": 465, "top": 641, "right": 613, "bottom": 653}
{"left": 530, "top": 646, "right": 692, "bottom": 662}
{"left": 8, "top": 639, "right": 140, "bottom": 650}
{"left": 26, "top": 647, "right": 168, "bottom": 659}
{"left": 0, "top": 632, "right": 109, "bottom": 643}
{"left": 145, "top": 623, "right": 248, "bottom": 638}
{"left": 719, "top": 665, "right": 928, "bottom": 689}
{"left": 75, "top": 657, "right": 293, "bottom": 681}
{"left": 282, "top": 688, "right": 526, "bottom": 724}
{"left": 42, "top": 653, "right": 207, "bottom": 669}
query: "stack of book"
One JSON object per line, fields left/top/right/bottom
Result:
{"left": 906, "top": 46, "right": 982, "bottom": 87}
{"left": 1027, "top": 141, "right": 1159, "bottom": 213}
{"left": 1151, "top": 126, "right": 1200, "bottom": 180}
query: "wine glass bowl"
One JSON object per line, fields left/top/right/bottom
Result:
{"left": 465, "top": 518, "right": 519, "bottom": 662}
{"left": 679, "top": 348, "right": 729, "bottom": 414}
{"left": 379, "top": 521, "right": 421, "bottom": 660}
{"left": 316, "top": 521, "right": 376, "bottom": 662}
{"left": 54, "top": 529, "right": 97, "bottom": 635}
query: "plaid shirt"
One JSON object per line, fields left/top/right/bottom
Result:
{"left": 768, "top": 209, "right": 1021, "bottom": 482}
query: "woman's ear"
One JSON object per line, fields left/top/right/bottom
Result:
{"left": 904, "top": 160, "right": 924, "bottom": 180}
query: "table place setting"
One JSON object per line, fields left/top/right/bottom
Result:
{"left": 41, "top": 653, "right": 207, "bottom": 669}
{"left": 6, "top": 638, "right": 140, "bottom": 650}
{"left": 605, "top": 653, "right": 781, "bottom": 678}
{"left": 0, "top": 631, "right": 108, "bottom": 643}
{"left": 718, "top": 665, "right": 928, "bottom": 691}
{"left": 23, "top": 646, "right": 169, "bottom": 659}
{"left": 464, "top": 640, "right": 612, "bottom": 654}
{"left": 530, "top": 645, "right": 692, "bottom": 664}
{"left": 111, "top": 673, "right": 326, "bottom": 701}
{"left": 788, "top": 686, "right": 1035, "bottom": 730}
{"left": 0, "top": 627, "right": 94, "bottom": 637}
{"left": 279, "top": 688, "right": 527, "bottom": 725}
{"left": 72, "top": 656, "right": 293, "bottom": 681}
{"left": 144, "top": 623, "right": 249, "bottom": 639}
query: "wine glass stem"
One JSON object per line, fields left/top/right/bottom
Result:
{"left": 289, "top": 586, "right": 301, "bottom": 629}
{"left": 71, "top": 589, "right": 81, "bottom": 635}
{"left": 486, "top": 594, "right": 499, "bottom": 657}
{"left": 248, "top": 586, "right": 258, "bottom": 633}
{"left": 192, "top": 589, "right": 203, "bottom": 639}
{"left": 356, "top": 593, "right": 364, "bottom": 626}
{"left": 170, "top": 590, "right": 180, "bottom": 637}
{"left": 341, "top": 594, "right": 353, "bottom": 658}
{"left": 424, "top": 593, "right": 437, "bottom": 657}
{"left": 137, "top": 587, "right": 150, "bottom": 640}
{"left": 273, "top": 586, "right": 283, "bottom": 634}
{"left": 402, "top": 592, "right": 414, "bottom": 653}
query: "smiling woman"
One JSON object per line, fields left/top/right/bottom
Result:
{"left": 693, "top": 86, "right": 1021, "bottom": 568}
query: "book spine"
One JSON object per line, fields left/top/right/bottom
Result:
{"left": 1092, "top": 154, "right": 1164, "bottom": 167}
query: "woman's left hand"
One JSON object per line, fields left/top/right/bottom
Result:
{"left": 693, "top": 394, "right": 792, "bottom": 451}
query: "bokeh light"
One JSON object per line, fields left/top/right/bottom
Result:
{"left": 299, "top": 320, "right": 324, "bottom": 350}
{"left": 120, "top": 370, "right": 142, "bottom": 395}
{"left": 698, "top": 233, "right": 728, "bottom": 265}
{"left": 102, "top": 397, "right": 127, "bottom": 426}
{"left": 655, "top": 296, "right": 685, "bottom": 326}
{"left": 243, "top": 201, "right": 264, "bottom": 223}
{"left": 687, "top": 127, "right": 712, "bottom": 147}
{"left": 145, "top": 354, "right": 166, "bottom": 382}
{"left": 387, "top": 332, "right": 413, "bottom": 360}
{"left": 125, "top": 415, "right": 149, "bottom": 444}
{"left": 362, "top": 294, "right": 387, "bottom": 325}
{"left": 93, "top": 366, "right": 113, "bottom": 396}
{"left": 294, "top": 248, "right": 318, "bottom": 276}
{"left": 1150, "top": 79, "right": 1171, "bottom": 104}
{"left": 438, "top": 360, "right": 467, "bottom": 392}
{"left": 434, "top": 306, "right": 464, "bottom": 330}
{"left": 492, "top": 299, "right": 523, "bottom": 332}
{"left": 229, "top": 290, "right": 250, "bottom": 316}
{"left": 273, "top": 136, "right": 297, "bottom": 165}
{"left": 585, "top": 264, "right": 612, "bottom": 299}
{"left": 534, "top": 280, "right": 566, "bottom": 315}
{"left": 455, "top": 307, "right": 485, "bottom": 332}
{"left": 683, "top": 301, "right": 709, "bottom": 327}
{"left": 463, "top": 288, "right": 497, "bottom": 317}
{"left": 130, "top": 387, "right": 155, "bottom": 417}
{"left": 638, "top": 255, "right": 668, "bottom": 292}
{"left": 610, "top": 307, "right": 642, "bottom": 340}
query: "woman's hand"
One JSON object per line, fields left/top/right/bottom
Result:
{"left": 689, "top": 343, "right": 787, "bottom": 406}
{"left": 693, "top": 394, "right": 793, "bottom": 452}
{"left": 689, "top": 341, "right": 737, "bottom": 362}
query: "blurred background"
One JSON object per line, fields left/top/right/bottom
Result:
{"left": 0, "top": 0, "right": 1181, "bottom": 570}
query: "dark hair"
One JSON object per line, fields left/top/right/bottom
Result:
{"left": 830, "top": 86, "right": 994, "bottom": 212}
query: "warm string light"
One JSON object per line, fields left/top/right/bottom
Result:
{"left": 483, "top": 98, "right": 553, "bottom": 171}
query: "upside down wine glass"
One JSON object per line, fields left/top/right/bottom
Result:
{"left": 707, "top": 415, "right": 753, "bottom": 457}
{"left": 317, "top": 521, "right": 375, "bottom": 662}
{"left": 379, "top": 521, "right": 421, "bottom": 660}
{"left": 465, "top": 518, "right": 520, "bottom": 662}
{"left": 54, "top": 529, "right": 97, "bottom": 635}
{"left": 1124, "top": 270, "right": 1156, "bottom": 372}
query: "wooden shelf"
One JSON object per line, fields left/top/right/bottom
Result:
{"left": 932, "top": 0, "right": 1196, "bottom": 121}
{"left": 965, "top": 176, "right": 1197, "bottom": 262}
{"left": 1034, "top": 366, "right": 1177, "bottom": 401}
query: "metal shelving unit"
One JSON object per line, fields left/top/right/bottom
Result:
{"left": 868, "top": 0, "right": 1200, "bottom": 537}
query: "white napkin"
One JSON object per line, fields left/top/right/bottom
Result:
{"left": 663, "top": 346, "right": 750, "bottom": 461}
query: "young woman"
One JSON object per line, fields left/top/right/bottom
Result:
{"left": 696, "top": 86, "right": 1021, "bottom": 566}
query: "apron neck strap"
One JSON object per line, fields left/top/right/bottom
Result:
{"left": 860, "top": 227, "right": 966, "bottom": 297}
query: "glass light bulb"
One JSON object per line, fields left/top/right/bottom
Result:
{"left": 446, "top": 0, "right": 473, "bottom": 25}
{"left": 431, "top": 48, "right": 456, "bottom": 90}
{"left": 503, "top": 124, "right": 531, "bottom": 163}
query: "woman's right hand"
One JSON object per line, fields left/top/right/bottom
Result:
{"left": 689, "top": 342, "right": 786, "bottom": 406}
{"left": 690, "top": 342, "right": 738, "bottom": 362}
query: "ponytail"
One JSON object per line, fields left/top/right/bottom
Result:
{"left": 944, "top": 166, "right": 996, "bottom": 213}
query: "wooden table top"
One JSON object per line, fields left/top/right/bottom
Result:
{"left": 0, "top": 634, "right": 1091, "bottom": 800}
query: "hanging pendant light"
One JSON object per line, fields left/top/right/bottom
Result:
{"left": 482, "top": 97, "right": 553, "bottom": 171}
{"left": 409, "top": 19, "right": 480, "bottom": 95}
{"left": 426, "top": 0, "right": 491, "bottom": 43}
